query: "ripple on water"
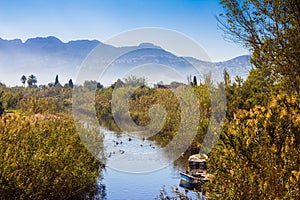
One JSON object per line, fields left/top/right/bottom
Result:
{"left": 97, "top": 129, "right": 202, "bottom": 200}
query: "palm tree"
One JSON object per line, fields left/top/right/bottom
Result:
{"left": 20, "top": 75, "right": 27, "bottom": 87}
{"left": 27, "top": 74, "right": 37, "bottom": 87}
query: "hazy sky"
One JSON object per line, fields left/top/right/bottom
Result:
{"left": 0, "top": 0, "right": 249, "bottom": 61}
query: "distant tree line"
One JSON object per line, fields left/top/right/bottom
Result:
{"left": 20, "top": 74, "right": 75, "bottom": 88}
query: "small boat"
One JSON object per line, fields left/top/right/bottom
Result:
{"left": 178, "top": 153, "right": 210, "bottom": 190}
{"left": 180, "top": 170, "right": 209, "bottom": 183}
{"left": 179, "top": 171, "right": 197, "bottom": 183}
{"left": 188, "top": 154, "right": 208, "bottom": 169}
{"left": 179, "top": 179, "right": 196, "bottom": 190}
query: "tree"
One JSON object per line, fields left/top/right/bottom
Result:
{"left": 234, "top": 75, "right": 243, "bottom": 87}
{"left": 193, "top": 75, "right": 197, "bottom": 86}
{"left": 27, "top": 79, "right": 33, "bottom": 87}
{"left": 124, "top": 75, "right": 146, "bottom": 87}
{"left": 187, "top": 75, "right": 192, "bottom": 84}
{"left": 112, "top": 79, "right": 124, "bottom": 88}
{"left": 27, "top": 74, "right": 37, "bottom": 87}
{"left": 83, "top": 80, "right": 98, "bottom": 91}
{"left": 48, "top": 83, "right": 54, "bottom": 88}
{"left": 0, "top": 102, "right": 3, "bottom": 116}
{"left": 0, "top": 90, "right": 4, "bottom": 116}
{"left": 223, "top": 69, "right": 230, "bottom": 87}
{"left": 96, "top": 82, "right": 103, "bottom": 89}
{"left": 54, "top": 75, "right": 59, "bottom": 86}
{"left": 20, "top": 75, "right": 27, "bottom": 87}
{"left": 207, "top": 1, "right": 300, "bottom": 199}
{"left": 218, "top": 0, "right": 300, "bottom": 93}
{"left": 68, "top": 79, "right": 74, "bottom": 88}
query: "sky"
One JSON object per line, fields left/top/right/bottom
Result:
{"left": 0, "top": 0, "right": 249, "bottom": 62}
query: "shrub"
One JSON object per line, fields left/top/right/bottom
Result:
{"left": 0, "top": 113, "right": 102, "bottom": 199}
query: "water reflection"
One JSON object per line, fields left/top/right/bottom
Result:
{"left": 98, "top": 129, "right": 202, "bottom": 199}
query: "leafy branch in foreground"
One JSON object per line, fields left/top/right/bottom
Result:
{"left": 208, "top": 94, "right": 300, "bottom": 199}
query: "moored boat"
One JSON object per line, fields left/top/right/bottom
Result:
{"left": 179, "top": 171, "right": 196, "bottom": 183}
{"left": 179, "top": 153, "right": 210, "bottom": 190}
{"left": 179, "top": 179, "right": 196, "bottom": 190}
{"left": 180, "top": 170, "right": 209, "bottom": 183}
{"left": 188, "top": 154, "right": 208, "bottom": 169}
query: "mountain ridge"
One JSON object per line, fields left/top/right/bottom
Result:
{"left": 0, "top": 36, "right": 252, "bottom": 86}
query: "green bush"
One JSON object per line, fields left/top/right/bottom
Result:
{"left": 95, "top": 84, "right": 212, "bottom": 152}
{"left": 18, "top": 97, "right": 65, "bottom": 115}
{"left": 0, "top": 113, "right": 102, "bottom": 199}
{"left": 208, "top": 94, "right": 300, "bottom": 199}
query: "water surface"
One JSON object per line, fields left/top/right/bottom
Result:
{"left": 97, "top": 129, "right": 200, "bottom": 199}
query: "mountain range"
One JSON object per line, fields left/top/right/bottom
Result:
{"left": 0, "top": 36, "right": 253, "bottom": 86}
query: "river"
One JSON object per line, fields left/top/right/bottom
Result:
{"left": 94, "top": 129, "right": 205, "bottom": 200}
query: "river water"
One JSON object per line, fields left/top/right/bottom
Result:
{"left": 96, "top": 129, "right": 203, "bottom": 200}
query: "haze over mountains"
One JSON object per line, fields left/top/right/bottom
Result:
{"left": 0, "top": 36, "right": 252, "bottom": 86}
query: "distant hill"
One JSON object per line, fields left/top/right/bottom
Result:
{"left": 0, "top": 36, "right": 253, "bottom": 86}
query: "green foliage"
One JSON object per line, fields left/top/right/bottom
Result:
{"left": 95, "top": 84, "right": 212, "bottom": 152}
{"left": 18, "top": 96, "right": 66, "bottom": 115}
{"left": 94, "top": 87, "right": 116, "bottom": 130}
{"left": 0, "top": 87, "right": 23, "bottom": 110}
{"left": 209, "top": 1, "right": 300, "bottom": 199}
{"left": 219, "top": 0, "right": 300, "bottom": 93}
{"left": 20, "top": 75, "right": 27, "bottom": 87}
{"left": 0, "top": 83, "right": 103, "bottom": 199}
{"left": 224, "top": 69, "right": 271, "bottom": 119}
{"left": 84, "top": 80, "right": 102, "bottom": 91}
{"left": 124, "top": 75, "right": 146, "bottom": 86}
{"left": 156, "top": 185, "right": 201, "bottom": 200}
{"left": 208, "top": 94, "right": 300, "bottom": 199}
{"left": 27, "top": 74, "right": 37, "bottom": 87}
{"left": 0, "top": 113, "right": 101, "bottom": 199}
{"left": 68, "top": 79, "right": 74, "bottom": 88}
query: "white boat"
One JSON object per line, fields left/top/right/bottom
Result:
{"left": 188, "top": 154, "right": 208, "bottom": 169}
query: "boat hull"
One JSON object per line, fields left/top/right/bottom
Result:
{"left": 179, "top": 179, "right": 195, "bottom": 190}
{"left": 179, "top": 171, "right": 196, "bottom": 183}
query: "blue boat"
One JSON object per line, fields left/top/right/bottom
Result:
{"left": 179, "top": 179, "right": 195, "bottom": 190}
{"left": 179, "top": 154, "right": 210, "bottom": 190}
{"left": 179, "top": 171, "right": 197, "bottom": 183}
